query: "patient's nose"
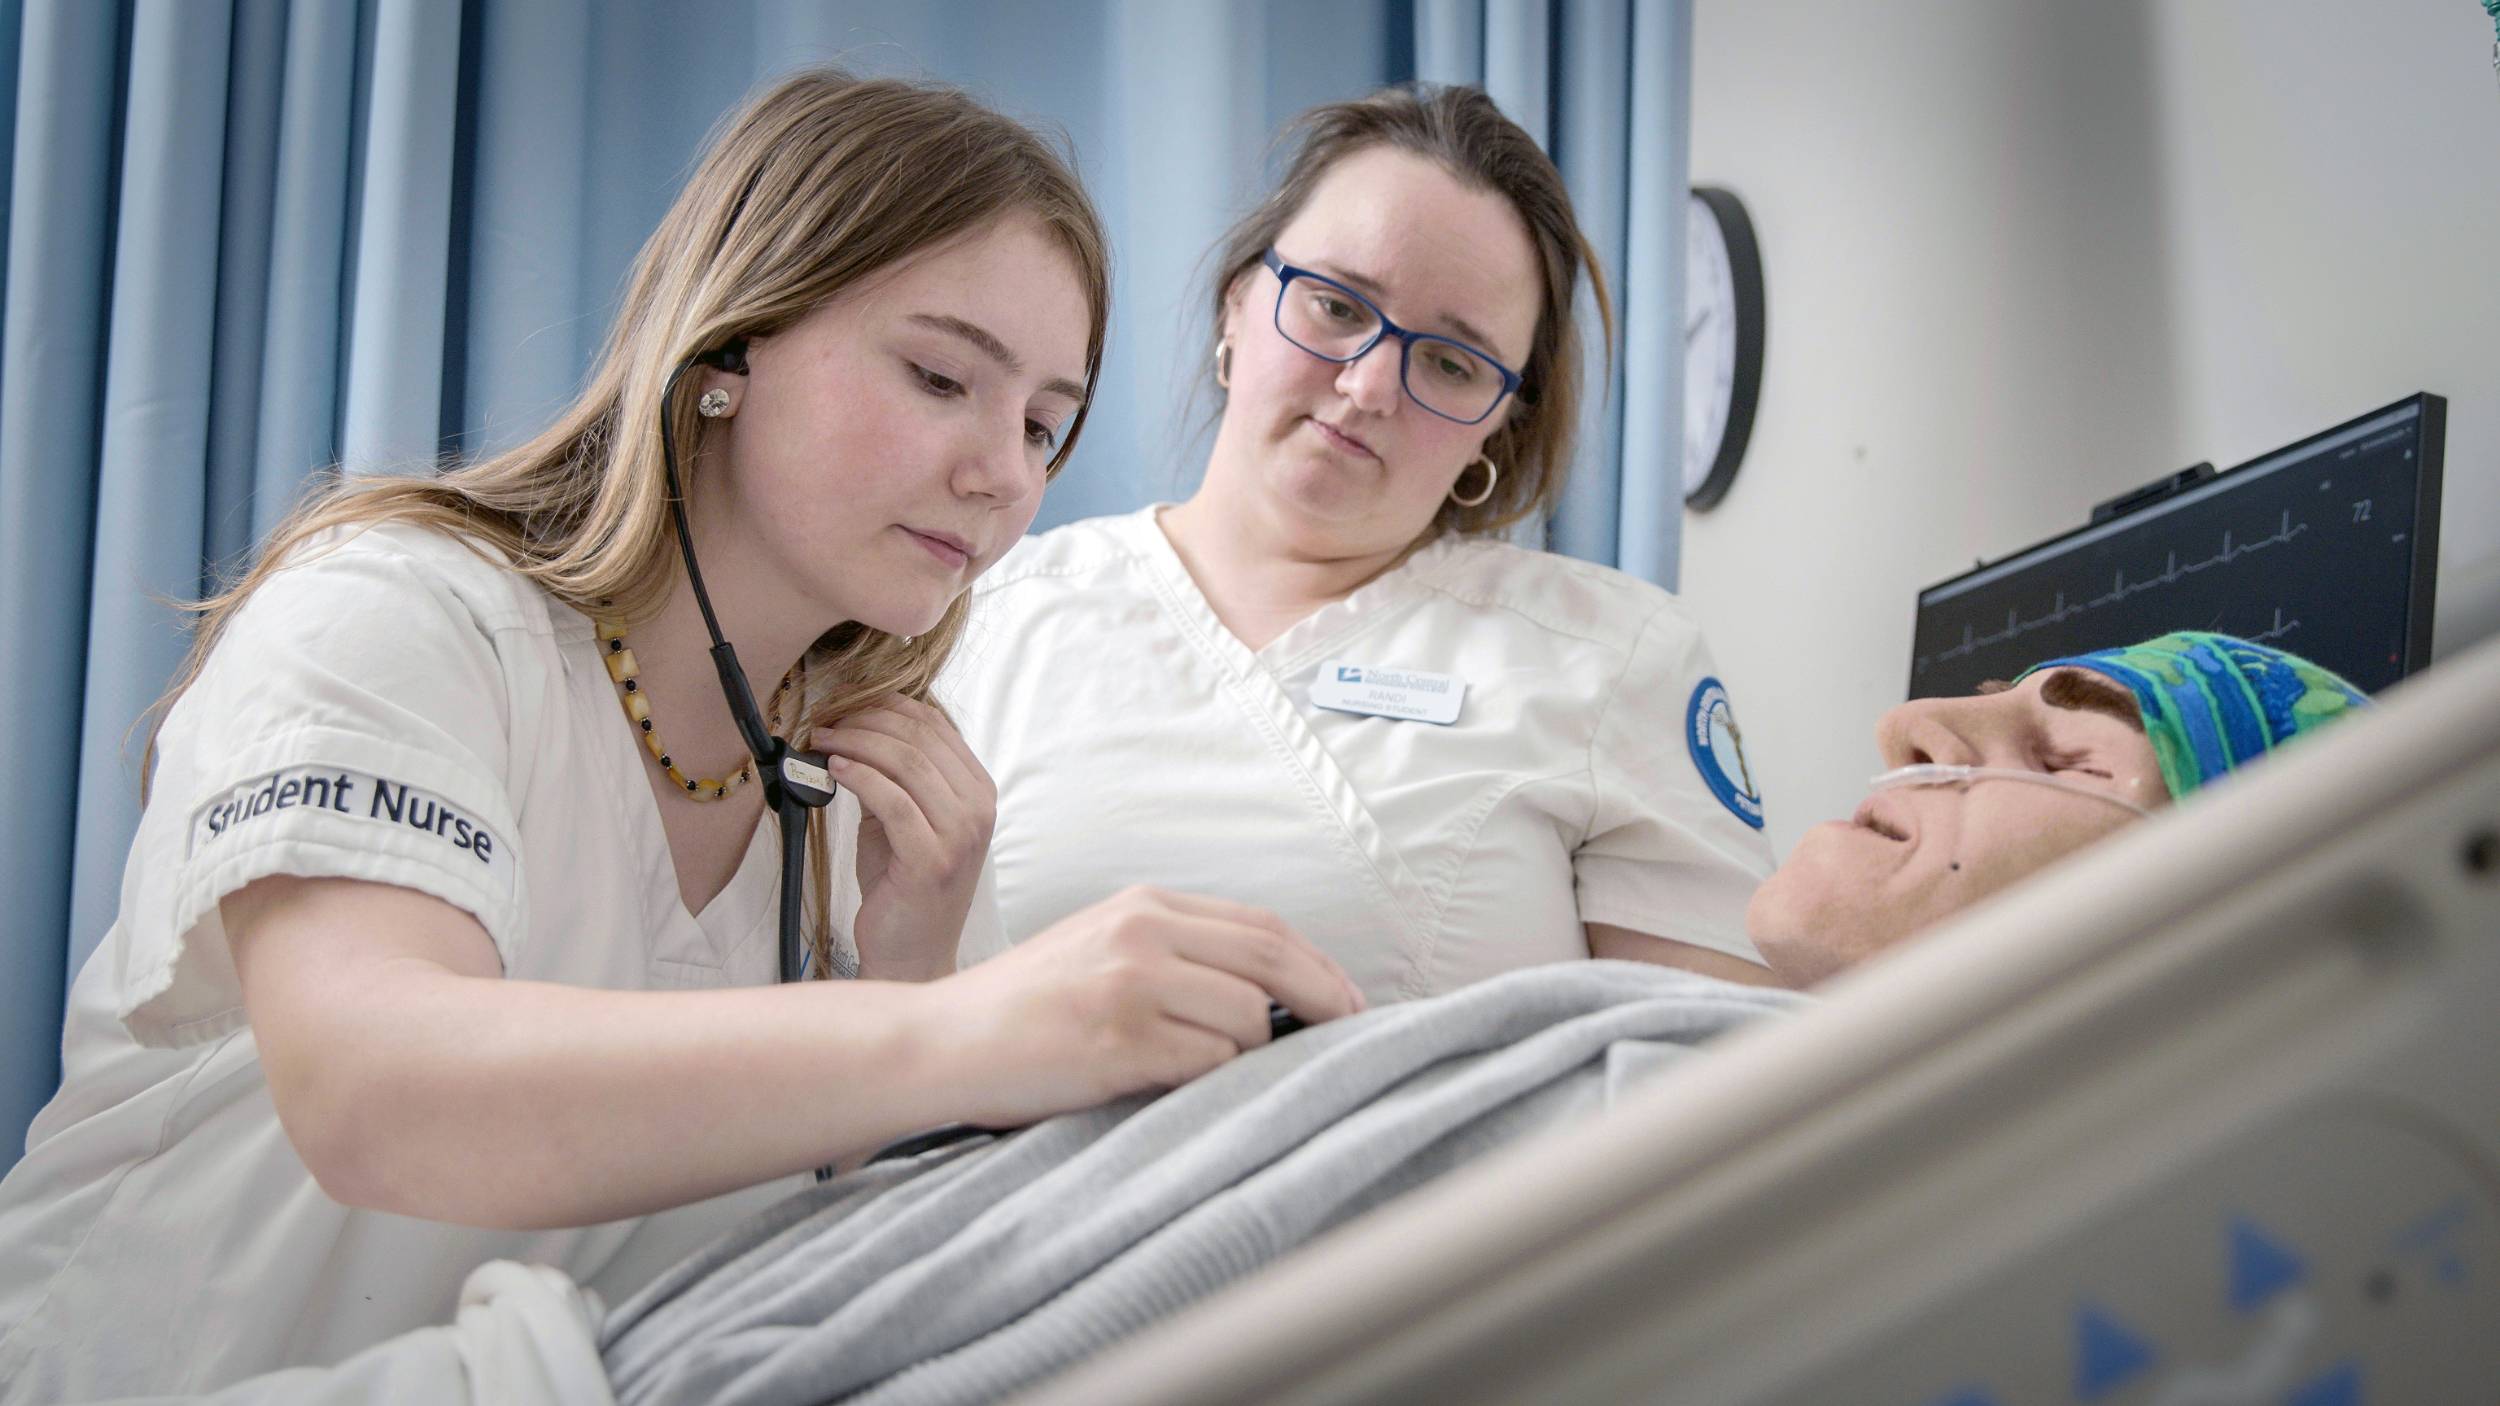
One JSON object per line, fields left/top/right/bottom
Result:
{"left": 1875, "top": 699, "right": 1983, "bottom": 770}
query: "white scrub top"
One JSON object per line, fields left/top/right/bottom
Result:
{"left": 945, "top": 506, "right": 1775, "bottom": 1004}
{"left": 0, "top": 521, "right": 1002, "bottom": 1401}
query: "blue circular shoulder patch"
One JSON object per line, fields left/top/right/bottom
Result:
{"left": 1685, "top": 677, "right": 1765, "bottom": 830}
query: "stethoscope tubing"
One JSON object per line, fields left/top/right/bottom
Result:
{"left": 656, "top": 342, "right": 1315, "bottom": 1179}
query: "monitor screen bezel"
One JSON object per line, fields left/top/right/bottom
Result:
{"left": 1908, "top": 392, "right": 2446, "bottom": 698}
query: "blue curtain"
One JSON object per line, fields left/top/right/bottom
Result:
{"left": 0, "top": 0, "right": 1688, "bottom": 1167}
{"left": 1417, "top": 0, "right": 1690, "bottom": 582}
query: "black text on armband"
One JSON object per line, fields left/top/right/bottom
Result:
{"left": 189, "top": 765, "right": 502, "bottom": 867}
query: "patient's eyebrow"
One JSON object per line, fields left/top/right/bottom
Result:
{"left": 2040, "top": 669, "right": 2145, "bottom": 733}
{"left": 908, "top": 312, "right": 1087, "bottom": 403}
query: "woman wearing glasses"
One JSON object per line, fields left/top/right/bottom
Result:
{"left": 947, "top": 86, "right": 1780, "bottom": 1003}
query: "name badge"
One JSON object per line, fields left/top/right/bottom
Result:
{"left": 1309, "top": 659, "right": 1465, "bottom": 725}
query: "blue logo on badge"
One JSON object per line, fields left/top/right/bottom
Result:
{"left": 1337, "top": 666, "right": 1364, "bottom": 683}
{"left": 1686, "top": 678, "right": 1764, "bottom": 830}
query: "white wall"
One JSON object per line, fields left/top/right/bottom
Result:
{"left": 1678, "top": 0, "right": 2500, "bottom": 860}
{"left": 2146, "top": 1, "right": 2500, "bottom": 656}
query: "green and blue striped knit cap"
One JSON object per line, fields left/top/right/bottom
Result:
{"left": 2016, "top": 632, "right": 2370, "bottom": 800}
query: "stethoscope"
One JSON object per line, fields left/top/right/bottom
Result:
{"left": 654, "top": 339, "right": 834, "bottom": 990}
{"left": 660, "top": 339, "right": 911, "bottom": 1179}
{"left": 656, "top": 341, "right": 1307, "bottom": 1174}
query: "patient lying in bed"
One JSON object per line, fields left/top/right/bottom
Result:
{"left": 169, "top": 634, "right": 2370, "bottom": 1405}
{"left": 1747, "top": 629, "right": 2361, "bottom": 984}
{"left": 582, "top": 634, "right": 2375, "bottom": 1405}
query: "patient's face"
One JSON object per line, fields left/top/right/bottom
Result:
{"left": 1748, "top": 669, "right": 2168, "bottom": 985}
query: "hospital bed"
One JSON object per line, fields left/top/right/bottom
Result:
{"left": 1016, "top": 632, "right": 2500, "bottom": 1405}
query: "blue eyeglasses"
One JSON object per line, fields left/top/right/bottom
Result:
{"left": 1259, "top": 249, "right": 1525, "bottom": 425}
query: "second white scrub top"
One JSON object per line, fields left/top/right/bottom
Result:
{"left": 0, "top": 521, "right": 1003, "bottom": 1402}
{"left": 947, "top": 506, "right": 1775, "bottom": 1004}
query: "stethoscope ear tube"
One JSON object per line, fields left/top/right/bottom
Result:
{"left": 760, "top": 736, "right": 837, "bottom": 986}
{"left": 661, "top": 340, "right": 842, "bottom": 1182}
{"left": 777, "top": 795, "right": 808, "bottom": 987}
{"left": 655, "top": 344, "right": 841, "bottom": 985}
{"left": 769, "top": 754, "right": 839, "bottom": 986}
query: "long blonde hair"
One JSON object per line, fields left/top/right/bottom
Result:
{"left": 146, "top": 68, "right": 1111, "bottom": 978}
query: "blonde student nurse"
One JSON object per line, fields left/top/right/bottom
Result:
{"left": 0, "top": 70, "right": 1357, "bottom": 1401}
{"left": 948, "top": 85, "right": 1778, "bottom": 1005}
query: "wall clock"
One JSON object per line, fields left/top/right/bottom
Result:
{"left": 1685, "top": 185, "right": 1765, "bottom": 511}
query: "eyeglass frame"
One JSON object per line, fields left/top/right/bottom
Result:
{"left": 1257, "top": 249, "right": 1526, "bottom": 426}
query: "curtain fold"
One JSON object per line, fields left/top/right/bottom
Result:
{"left": 65, "top": 0, "right": 236, "bottom": 1008}
{"left": 1097, "top": 0, "right": 1268, "bottom": 519}
{"left": 1482, "top": 0, "right": 1550, "bottom": 149}
{"left": 201, "top": 0, "right": 292, "bottom": 570}
{"left": 0, "top": 0, "right": 1687, "bottom": 1170}
{"left": 339, "top": 0, "right": 461, "bottom": 474}
{"left": 460, "top": 0, "right": 590, "bottom": 460}
{"left": 0, "top": 0, "right": 127, "bottom": 1165}
{"left": 1612, "top": 0, "right": 1690, "bottom": 586}
{"left": 1552, "top": 0, "right": 1632, "bottom": 568}
{"left": 1417, "top": 0, "right": 1688, "bottom": 585}
{"left": 0, "top": 0, "right": 25, "bottom": 339}
{"left": 251, "top": 0, "right": 356, "bottom": 535}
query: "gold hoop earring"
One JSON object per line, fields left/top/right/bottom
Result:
{"left": 1449, "top": 455, "right": 1499, "bottom": 508}
{"left": 696, "top": 388, "right": 733, "bottom": 418}
{"left": 1213, "top": 340, "right": 1233, "bottom": 389}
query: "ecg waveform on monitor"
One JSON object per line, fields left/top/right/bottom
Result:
{"left": 2246, "top": 605, "right": 2301, "bottom": 645}
{"left": 1919, "top": 510, "right": 2309, "bottom": 673}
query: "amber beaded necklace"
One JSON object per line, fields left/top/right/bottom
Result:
{"left": 593, "top": 608, "right": 785, "bottom": 801}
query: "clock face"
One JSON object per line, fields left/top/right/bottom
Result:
{"left": 1681, "top": 187, "right": 1762, "bottom": 511}
{"left": 1684, "top": 195, "right": 1739, "bottom": 501}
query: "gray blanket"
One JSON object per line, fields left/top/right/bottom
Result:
{"left": 599, "top": 961, "right": 1803, "bottom": 1406}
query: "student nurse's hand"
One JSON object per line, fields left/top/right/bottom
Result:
{"left": 811, "top": 695, "right": 993, "bottom": 981}
{"left": 936, "top": 886, "right": 1367, "bottom": 1127}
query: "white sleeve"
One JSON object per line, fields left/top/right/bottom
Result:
{"left": 120, "top": 531, "right": 532, "bottom": 1046}
{"left": 1573, "top": 605, "right": 1776, "bottom": 963}
{"left": 937, "top": 592, "right": 1013, "bottom": 969}
{"left": 96, "top": 1261, "right": 609, "bottom": 1406}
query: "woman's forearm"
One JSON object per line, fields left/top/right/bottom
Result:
{"left": 306, "top": 969, "right": 965, "bottom": 1230}
{"left": 229, "top": 873, "right": 1000, "bottom": 1229}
